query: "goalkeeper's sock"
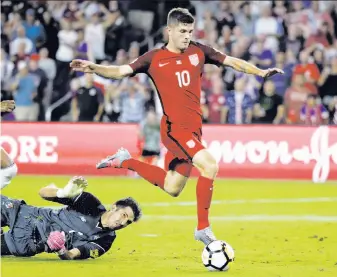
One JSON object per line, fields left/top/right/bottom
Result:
{"left": 122, "top": 159, "right": 166, "bottom": 189}
{"left": 196, "top": 176, "right": 214, "bottom": 230}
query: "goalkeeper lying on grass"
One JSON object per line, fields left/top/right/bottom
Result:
{"left": 1, "top": 176, "right": 141, "bottom": 259}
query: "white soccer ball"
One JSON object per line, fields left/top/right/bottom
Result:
{"left": 201, "top": 240, "right": 235, "bottom": 271}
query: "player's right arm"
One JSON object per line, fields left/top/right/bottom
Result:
{"left": 57, "top": 248, "right": 81, "bottom": 260}
{"left": 70, "top": 60, "right": 133, "bottom": 79}
{"left": 39, "top": 176, "right": 88, "bottom": 205}
{"left": 70, "top": 50, "right": 155, "bottom": 79}
{"left": 58, "top": 235, "right": 115, "bottom": 260}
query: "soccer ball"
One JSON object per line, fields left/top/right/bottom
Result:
{"left": 201, "top": 240, "right": 235, "bottom": 271}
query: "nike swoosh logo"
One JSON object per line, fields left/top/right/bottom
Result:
{"left": 159, "top": 62, "right": 169, "bottom": 67}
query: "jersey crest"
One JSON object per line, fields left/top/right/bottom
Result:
{"left": 188, "top": 54, "right": 199, "bottom": 66}
{"left": 90, "top": 249, "right": 100, "bottom": 259}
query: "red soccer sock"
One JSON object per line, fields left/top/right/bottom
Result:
{"left": 196, "top": 176, "right": 214, "bottom": 230}
{"left": 122, "top": 159, "right": 166, "bottom": 189}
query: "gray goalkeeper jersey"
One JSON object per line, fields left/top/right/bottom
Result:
{"left": 6, "top": 193, "right": 116, "bottom": 259}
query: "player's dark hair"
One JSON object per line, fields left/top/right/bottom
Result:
{"left": 115, "top": 197, "right": 142, "bottom": 222}
{"left": 167, "top": 8, "right": 194, "bottom": 26}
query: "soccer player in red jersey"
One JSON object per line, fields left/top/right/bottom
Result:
{"left": 70, "top": 8, "right": 283, "bottom": 245}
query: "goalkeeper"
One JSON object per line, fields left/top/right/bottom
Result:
{"left": 1, "top": 176, "right": 141, "bottom": 259}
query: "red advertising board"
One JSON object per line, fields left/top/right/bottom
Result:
{"left": 1, "top": 123, "right": 337, "bottom": 182}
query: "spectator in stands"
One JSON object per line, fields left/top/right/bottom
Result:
{"left": 71, "top": 73, "right": 104, "bottom": 122}
{"left": 269, "top": 52, "right": 288, "bottom": 97}
{"left": 74, "top": 29, "right": 93, "bottom": 78}
{"left": 75, "top": 29, "right": 92, "bottom": 62}
{"left": 253, "top": 80, "right": 284, "bottom": 124}
{"left": 38, "top": 47, "right": 56, "bottom": 111}
{"left": 286, "top": 0, "right": 312, "bottom": 29}
{"left": 128, "top": 41, "right": 140, "bottom": 64}
{"left": 250, "top": 36, "right": 275, "bottom": 70}
{"left": 284, "top": 24, "right": 303, "bottom": 56}
{"left": 22, "top": 9, "right": 45, "bottom": 49}
{"left": 10, "top": 61, "right": 38, "bottom": 121}
{"left": 28, "top": 56, "right": 48, "bottom": 121}
{"left": 84, "top": 3, "right": 115, "bottom": 64}
{"left": 205, "top": 75, "right": 226, "bottom": 124}
{"left": 104, "top": 82, "right": 121, "bottom": 123}
{"left": 300, "top": 94, "right": 329, "bottom": 125}
{"left": 235, "top": 2, "right": 256, "bottom": 37}
{"left": 201, "top": 64, "right": 215, "bottom": 95}
{"left": 47, "top": 1, "right": 68, "bottom": 21}
{"left": 312, "top": 46, "right": 326, "bottom": 72}
{"left": 1, "top": 48, "right": 14, "bottom": 98}
{"left": 284, "top": 74, "right": 316, "bottom": 124}
{"left": 11, "top": 41, "right": 31, "bottom": 69}
{"left": 305, "top": 21, "right": 334, "bottom": 49}
{"left": 254, "top": 4, "right": 282, "bottom": 52}
{"left": 318, "top": 56, "right": 337, "bottom": 123}
{"left": 293, "top": 50, "right": 320, "bottom": 87}
{"left": 325, "top": 38, "right": 337, "bottom": 62}
{"left": 311, "top": 1, "right": 335, "bottom": 34}
{"left": 138, "top": 109, "right": 161, "bottom": 166}
{"left": 53, "top": 18, "right": 77, "bottom": 110}
{"left": 215, "top": 1, "right": 236, "bottom": 32}
{"left": 4, "top": 12, "right": 23, "bottom": 42}
{"left": 283, "top": 49, "right": 298, "bottom": 85}
{"left": 273, "top": 0, "right": 288, "bottom": 20}
{"left": 10, "top": 25, "right": 34, "bottom": 56}
{"left": 40, "top": 10, "right": 59, "bottom": 60}
{"left": 221, "top": 78, "right": 253, "bottom": 124}
{"left": 118, "top": 78, "right": 149, "bottom": 124}
{"left": 114, "top": 49, "right": 128, "bottom": 66}
{"left": 38, "top": 48, "right": 56, "bottom": 83}
{"left": 104, "top": 4, "right": 127, "bottom": 58}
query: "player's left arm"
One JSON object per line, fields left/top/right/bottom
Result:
{"left": 223, "top": 56, "right": 284, "bottom": 78}
{"left": 198, "top": 42, "right": 284, "bottom": 78}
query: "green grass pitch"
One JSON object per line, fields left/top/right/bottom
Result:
{"left": 1, "top": 176, "right": 337, "bottom": 277}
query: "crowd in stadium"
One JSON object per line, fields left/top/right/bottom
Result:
{"left": 1, "top": 0, "right": 337, "bottom": 125}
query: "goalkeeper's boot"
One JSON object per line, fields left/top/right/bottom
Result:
{"left": 96, "top": 148, "right": 131, "bottom": 169}
{"left": 194, "top": 226, "right": 217, "bottom": 245}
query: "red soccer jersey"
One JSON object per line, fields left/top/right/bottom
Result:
{"left": 129, "top": 41, "right": 226, "bottom": 130}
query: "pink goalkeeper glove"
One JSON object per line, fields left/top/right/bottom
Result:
{"left": 47, "top": 231, "right": 66, "bottom": 251}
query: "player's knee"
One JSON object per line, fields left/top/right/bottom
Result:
{"left": 202, "top": 162, "right": 219, "bottom": 179}
{"left": 164, "top": 184, "right": 182, "bottom": 197}
{"left": 164, "top": 180, "right": 184, "bottom": 197}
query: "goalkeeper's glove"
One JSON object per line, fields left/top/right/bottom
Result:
{"left": 56, "top": 176, "right": 88, "bottom": 198}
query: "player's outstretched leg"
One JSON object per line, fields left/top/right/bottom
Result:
{"left": 96, "top": 148, "right": 167, "bottom": 190}
{"left": 192, "top": 149, "right": 219, "bottom": 245}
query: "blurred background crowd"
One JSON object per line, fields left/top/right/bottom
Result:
{"left": 1, "top": 0, "right": 337, "bottom": 126}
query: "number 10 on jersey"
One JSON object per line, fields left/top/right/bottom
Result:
{"left": 175, "top": 70, "right": 190, "bottom": 87}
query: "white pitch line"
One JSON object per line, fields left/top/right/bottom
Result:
{"left": 140, "top": 197, "right": 337, "bottom": 207}
{"left": 139, "top": 234, "right": 159, "bottom": 237}
{"left": 40, "top": 197, "right": 337, "bottom": 210}
{"left": 142, "top": 215, "right": 337, "bottom": 222}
